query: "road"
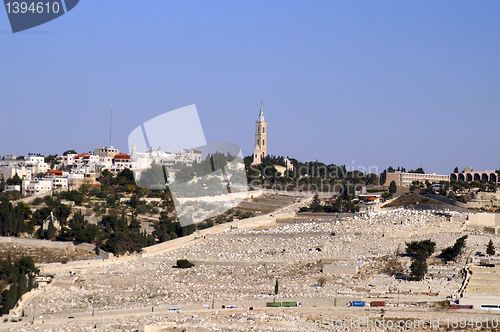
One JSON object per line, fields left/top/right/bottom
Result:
{"left": 3, "top": 301, "right": 500, "bottom": 331}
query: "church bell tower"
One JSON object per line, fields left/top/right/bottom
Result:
{"left": 252, "top": 103, "right": 267, "bottom": 165}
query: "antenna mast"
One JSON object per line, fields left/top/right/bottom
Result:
{"left": 108, "top": 108, "right": 113, "bottom": 147}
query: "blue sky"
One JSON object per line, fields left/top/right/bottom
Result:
{"left": 1, "top": 0, "right": 499, "bottom": 174}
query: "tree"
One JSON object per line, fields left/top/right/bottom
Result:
{"left": 310, "top": 194, "right": 321, "bottom": 211}
{"left": 0, "top": 255, "right": 39, "bottom": 314}
{"left": 46, "top": 221, "right": 57, "bottom": 240}
{"left": 388, "top": 181, "right": 397, "bottom": 195}
{"left": 30, "top": 207, "right": 52, "bottom": 226}
{"left": 116, "top": 168, "right": 136, "bottom": 186}
{"left": 98, "top": 169, "right": 114, "bottom": 188}
{"left": 137, "top": 163, "right": 168, "bottom": 190}
{"left": 439, "top": 235, "right": 468, "bottom": 262}
{"left": 379, "top": 170, "right": 387, "bottom": 186}
{"left": 153, "top": 215, "right": 178, "bottom": 243}
{"left": 44, "top": 154, "right": 58, "bottom": 168}
{"left": 1, "top": 285, "right": 18, "bottom": 314}
{"left": 365, "top": 173, "right": 379, "bottom": 186}
{"left": 487, "top": 239, "right": 496, "bottom": 256}
{"left": 6, "top": 174, "right": 22, "bottom": 186}
{"left": 405, "top": 239, "right": 435, "bottom": 281}
{"left": 176, "top": 259, "right": 195, "bottom": 269}
{"left": 63, "top": 149, "right": 77, "bottom": 156}
{"left": 410, "top": 257, "right": 428, "bottom": 281}
{"left": 0, "top": 200, "right": 30, "bottom": 236}
{"left": 405, "top": 239, "right": 436, "bottom": 259}
{"left": 453, "top": 167, "right": 459, "bottom": 174}
{"left": 274, "top": 278, "right": 279, "bottom": 296}
{"left": 408, "top": 168, "right": 425, "bottom": 174}
{"left": 53, "top": 203, "right": 72, "bottom": 222}
{"left": 181, "top": 224, "right": 196, "bottom": 237}
{"left": 59, "top": 190, "right": 84, "bottom": 205}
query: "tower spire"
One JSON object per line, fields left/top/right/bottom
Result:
{"left": 258, "top": 102, "right": 265, "bottom": 121}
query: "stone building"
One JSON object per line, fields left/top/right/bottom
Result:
{"left": 383, "top": 171, "right": 450, "bottom": 188}
{"left": 252, "top": 103, "right": 268, "bottom": 165}
{"left": 450, "top": 167, "right": 498, "bottom": 184}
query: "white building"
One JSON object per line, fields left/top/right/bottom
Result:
{"left": 383, "top": 171, "right": 450, "bottom": 188}
{"left": 98, "top": 156, "right": 114, "bottom": 170}
{"left": 0, "top": 165, "right": 32, "bottom": 181}
{"left": 0, "top": 154, "right": 48, "bottom": 181}
{"left": 131, "top": 146, "right": 202, "bottom": 172}
{"left": 59, "top": 154, "right": 76, "bottom": 167}
{"left": 95, "top": 146, "right": 120, "bottom": 158}
{"left": 111, "top": 153, "right": 133, "bottom": 173}
{"left": 73, "top": 153, "right": 100, "bottom": 171}
{"left": 46, "top": 176, "right": 68, "bottom": 192}
{"left": 67, "top": 172, "right": 97, "bottom": 189}
{"left": 26, "top": 155, "right": 44, "bottom": 164}
{"left": 22, "top": 179, "right": 52, "bottom": 196}
{"left": 4, "top": 184, "right": 21, "bottom": 192}
{"left": 67, "top": 173, "right": 85, "bottom": 189}
{"left": 25, "top": 155, "right": 49, "bottom": 176}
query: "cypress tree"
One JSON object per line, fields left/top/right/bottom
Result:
{"left": 2, "top": 284, "right": 18, "bottom": 314}
{"left": 46, "top": 221, "right": 57, "bottom": 240}
{"left": 487, "top": 239, "right": 496, "bottom": 256}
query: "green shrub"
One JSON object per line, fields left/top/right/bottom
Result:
{"left": 176, "top": 259, "right": 195, "bottom": 269}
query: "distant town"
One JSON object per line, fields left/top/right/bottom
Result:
{"left": 0, "top": 146, "right": 203, "bottom": 197}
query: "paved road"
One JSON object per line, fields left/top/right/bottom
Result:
{"left": 4, "top": 301, "right": 500, "bottom": 331}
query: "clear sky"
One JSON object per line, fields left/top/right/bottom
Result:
{"left": 1, "top": 1, "right": 499, "bottom": 174}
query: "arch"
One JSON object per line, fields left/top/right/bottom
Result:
{"left": 458, "top": 173, "right": 465, "bottom": 181}
{"left": 481, "top": 173, "right": 489, "bottom": 182}
{"left": 490, "top": 173, "right": 497, "bottom": 183}
{"left": 450, "top": 173, "right": 458, "bottom": 181}
{"left": 474, "top": 173, "right": 481, "bottom": 182}
{"left": 466, "top": 173, "right": 473, "bottom": 182}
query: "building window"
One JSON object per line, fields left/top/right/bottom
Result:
{"left": 263, "top": 127, "right": 265, "bottom": 133}
{"left": 263, "top": 139, "right": 265, "bottom": 146}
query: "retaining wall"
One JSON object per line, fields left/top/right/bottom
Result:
{"left": 0, "top": 237, "right": 75, "bottom": 251}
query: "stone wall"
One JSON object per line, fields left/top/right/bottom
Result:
{"left": 0, "top": 236, "right": 75, "bottom": 251}
{"left": 467, "top": 213, "right": 500, "bottom": 228}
